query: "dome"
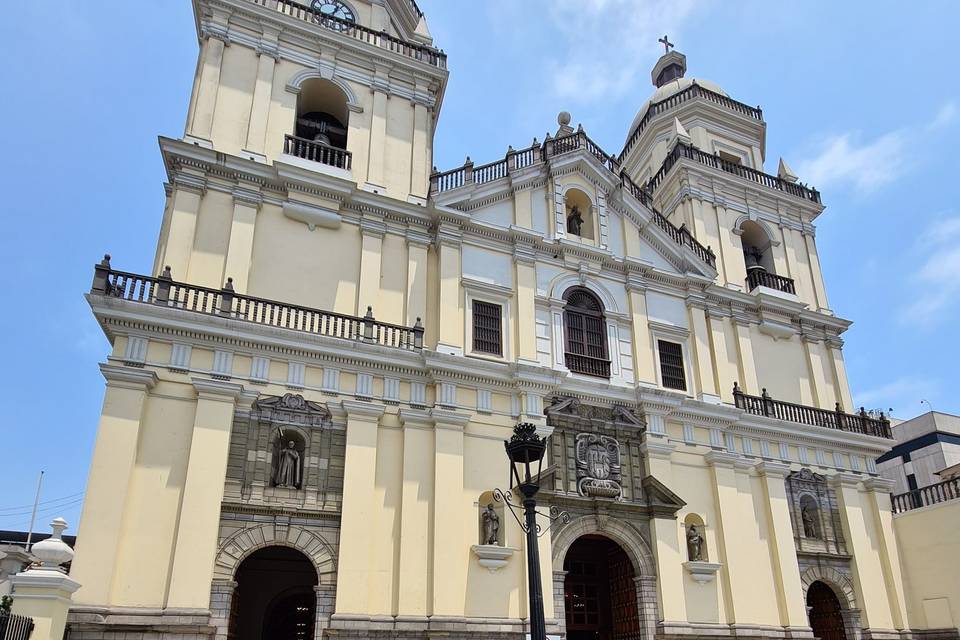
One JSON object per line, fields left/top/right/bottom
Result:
{"left": 626, "top": 76, "right": 728, "bottom": 142}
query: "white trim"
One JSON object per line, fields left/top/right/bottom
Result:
{"left": 285, "top": 69, "right": 363, "bottom": 114}
{"left": 651, "top": 333, "right": 693, "bottom": 397}
{"left": 463, "top": 284, "right": 511, "bottom": 363}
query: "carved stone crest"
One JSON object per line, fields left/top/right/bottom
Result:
{"left": 254, "top": 393, "right": 331, "bottom": 428}
{"left": 575, "top": 433, "right": 622, "bottom": 498}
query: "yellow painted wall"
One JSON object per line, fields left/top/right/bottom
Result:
{"left": 895, "top": 501, "right": 960, "bottom": 630}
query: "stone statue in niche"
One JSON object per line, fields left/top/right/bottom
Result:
{"left": 274, "top": 438, "right": 302, "bottom": 489}
{"left": 686, "top": 524, "right": 704, "bottom": 561}
{"left": 801, "top": 501, "right": 820, "bottom": 538}
{"left": 567, "top": 205, "right": 584, "bottom": 236}
{"left": 575, "top": 433, "right": 622, "bottom": 498}
{"left": 481, "top": 504, "right": 500, "bottom": 545}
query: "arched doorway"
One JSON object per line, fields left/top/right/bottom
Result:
{"left": 231, "top": 546, "right": 318, "bottom": 640}
{"left": 564, "top": 535, "right": 641, "bottom": 640}
{"left": 807, "top": 580, "right": 847, "bottom": 640}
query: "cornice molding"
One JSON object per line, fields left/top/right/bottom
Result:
{"left": 192, "top": 377, "right": 245, "bottom": 401}
{"left": 99, "top": 363, "right": 158, "bottom": 391}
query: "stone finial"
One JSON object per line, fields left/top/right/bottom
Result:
{"left": 670, "top": 117, "right": 691, "bottom": 146}
{"left": 557, "top": 111, "right": 574, "bottom": 136}
{"left": 777, "top": 157, "right": 799, "bottom": 183}
{"left": 31, "top": 517, "right": 74, "bottom": 571}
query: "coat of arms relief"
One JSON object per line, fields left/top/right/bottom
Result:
{"left": 575, "top": 433, "right": 622, "bottom": 499}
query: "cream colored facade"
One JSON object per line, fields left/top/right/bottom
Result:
{"left": 65, "top": 2, "right": 927, "bottom": 640}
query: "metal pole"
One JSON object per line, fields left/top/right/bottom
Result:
{"left": 25, "top": 470, "right": 44, "bottom": 552}
{"left": 523, "top": 494, "right": 546, "bottom": 640}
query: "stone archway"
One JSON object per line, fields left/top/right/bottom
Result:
{"left": 552, "top": 516, "right": 658, "bottom": 640}
{"left": 800, "top": 567, "right": 862, "bottom": 640}
{"left": 209, "top": 524, "right": 337, "bottom": 640}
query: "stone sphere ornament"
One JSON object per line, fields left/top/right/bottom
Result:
{"left": 557, "top": 111, "right": 572, "bottom": 127}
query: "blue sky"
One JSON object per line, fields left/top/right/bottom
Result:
{"left": 0, "top": 0, "right": 957, "bottom": 531}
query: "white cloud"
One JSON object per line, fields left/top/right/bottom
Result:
{"left": 854, "top": 376, "right": 940, "bottom": 417}
{"left": 795, "top": 130, "right": 906, "bottom": 195}
{"left": 545, "top": 0, "right": 699, "bottom": 102}
{"left": 796, "top": 100, "right": 956, "bottom": 195}
{"left": 928, "top": 100, "right": 958, "bottom": 131}
{"left": 899, "top": 214, "right": 960, "bottom": 324}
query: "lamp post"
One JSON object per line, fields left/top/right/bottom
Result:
{"left": 504, "top": 422, "right": 547, "bottom": 640}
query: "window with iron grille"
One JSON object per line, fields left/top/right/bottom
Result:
{"left": 657, "top": 340, "right": 686, "bottom": 391}
{"left": 563, "top": 288, "right": 610, "bottom": 378}
{"left": 472, "top": 300, "right": 502, "bottom": 355}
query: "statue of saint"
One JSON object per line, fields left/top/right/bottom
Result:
{"left": 274, "top": 440, "right": 302, "bottom": 489}
{"left": 567, "top": 205, "right": 584, "bottom": 236}
{"left": 801, "top": 502, "right": 819, "bottom": 538}
{"left": 686, "top": 524, "right": 704, "bottom": 561}
{"left": 481, "top": 504, "right": 500, "bottom": 545}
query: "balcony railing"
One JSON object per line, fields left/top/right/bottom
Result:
{"left": 733, "top": 383, "right": 892, "bottom": 439}
{"left": 430, "top": 132, "right": 717, "bottom": 270}
{"left": 90, "top": 257, "right": 423, "bottom": 351}
{"left": 0, "top": 611, "right": 35, "bottom": 640}
{"left": 252, "top": 0, "right": 446, "bottom": 69}
{"left": 648, "top": 141, "right": 821, "bottom": 204}
{"left": 746, "top": 269, "right": 796, "bottom": 294}
{"left": 283, "top": 134, "right": 352, "bottom": 170}
{"left": 620, "top": 82, "right": 764, "bottom": 161}
{"left": 565, "top": 352, "right": 611, "bottom": 378}
{"left": 892, "top": 477, "right": 960, "bottom": 514}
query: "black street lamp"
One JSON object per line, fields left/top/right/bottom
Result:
{"left": 504, "top": 422, "right": 548, "bottom": 640}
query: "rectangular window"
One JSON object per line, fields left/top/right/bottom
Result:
{"left": 657, "top": 340, "right": 686, "bottom": 391}
{"left": 472, "top": 300, "right": 503, "bottom": 356}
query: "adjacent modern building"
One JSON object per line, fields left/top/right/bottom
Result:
{"left": 53, "top": 1, "right": 949, "bottom": 640}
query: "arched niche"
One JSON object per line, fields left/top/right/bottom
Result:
{"left": 682, "top": 513, "right": 708, "bottom": 561}
{"left": 477, "top": 491, "right": 505, "bottom": 546}
{"left": 272, "top": 427, "right": 306, "bottom": 489}
{"left": 799, "top": 493, "right": 822, "bottom": 539}
{"left": 564, "top": 187, "right": 595, "bottom": 240}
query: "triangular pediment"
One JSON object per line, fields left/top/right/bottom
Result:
{"left": 642, "top": 475, "right": 686, "bottom": 518}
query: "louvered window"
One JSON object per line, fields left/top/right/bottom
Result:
{"left": 472, "top": 300, "right": 502, "bottom": 356}
{"left": 563, "top": 289, "right": 610, "bottom": 378}
{"left": 658, "top": 340, "right": 686, "bottom": 391}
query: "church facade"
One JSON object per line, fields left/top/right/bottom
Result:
{"left": 68, "top": 1, "right": 918, "bottom": 640}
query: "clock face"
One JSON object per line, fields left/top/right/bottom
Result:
{"left": 311, "top": 0, "right": 356, "bottom": 30}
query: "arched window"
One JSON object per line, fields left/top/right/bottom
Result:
{"left": 286, "top": 78, "right": 352, "bottom": 169}
{"left": 563, "top": 288, "right": 610, "bottom": 378}
{"left": 740, "top": 220, "right": 774, "bottom": 274}
{"left": 564, "top": 188, "right": 594, "bottom": 240}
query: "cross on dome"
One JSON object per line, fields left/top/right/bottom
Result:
{"left": 658, "top": 35, "right": 674, "bottom": 54}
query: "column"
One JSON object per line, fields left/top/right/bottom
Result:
{"left": 863, "top": 478, "right": 909, "bottom": 630}
{"left": 334, "top": 400, "right": 385, "bottom": 614}
{"left": 732, "top": 317, "right": 759, "bottom": 394}
{"left": 727, "top": 218, "right": 748, "bottom": 289}
{"left": 405, "top": 231, "right": 429, "bottom": 328}
{"left": 705, "top": 451, "right": 753, "bottom": 623}
{"left": 755, "top": 462, "right": 809, "bottom": 630}
{"left": 243, "top": 33, "right": 278, "bottom": 157}
{"left": 827, "top": 339, "right": 855, "bottom": 411}
{"left": 187, "top": 33, "right": 226, "bottom": 143}
{"left": 803, "top": 231, "right": 831, "bottom": 312}
{"left": 436, "top": 224, "right": 463, "bottom": 356}
{"left": 222, "top": 188, "right": 261, "bottom": 293}
{"left": 409, "top": 96, "right": 431, "bottom": 202}
{"left": 641, "top": 436, "right": 687, "bottom": 623}
{"left": 515, "top": 245, "right": 538, "bottom": 365}
{"left": 71, "top": 365, "right": 156, "bottom": 606}
{"left": 802, "top": 337, "right": 831, "bottom": 408}
{"left": 688, "top": 303, "right": 719, "bottom": 401}
{"left": 707, "top": 311, "right": 733, "bottom": 402}
{"left": 714, "top": 205, "right": 739, "bottom": 288}
{"left": 357, "top": 216, "right": 385, "bottom": 315}
{"left": 431, "top": 409, "right": 470, "bottom": 617}
{"left": 396, "top": 409, "right": 434, "bottom": 619}
{"left": 830, "top": 473, "right": 896, "bottom": 631}
{"left": 167, "top": 379, "right": 245, "bottom": 609}
{"left": 627, "top": 277, "right": 657, "bottom": 385}
{"left": 159, "top": 182, "right": 204, "bottom": 280}
{"left": 364, "top": 82, "right": 389, "bottom": 192}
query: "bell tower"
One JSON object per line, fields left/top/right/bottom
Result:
{"left": 154, "top": 0, "right": 448, "bottom": 297}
